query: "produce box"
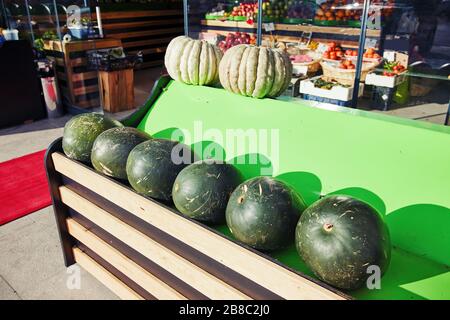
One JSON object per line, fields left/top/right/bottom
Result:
{"left": 299, "top": 76, "right": 364, "bottom": 102}
{"left": 46, "top": 77, "right": 450, "bottom": 300}
{"left": 302, "top": 94, "right": 354, "bottom": 107}
{"left": 366, "top": 72, "right": 407, "bottom": 88}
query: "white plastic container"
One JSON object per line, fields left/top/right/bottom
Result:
{"left": 2, "top": 29, "right": 19, "bottom": 41}
{"left": 365, "top": 71, "right": 407, "bottom": 88}
{"left": 299, "top": 76, "right": 364, "bottom": 102}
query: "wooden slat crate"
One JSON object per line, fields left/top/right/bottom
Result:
{"left": 44, "top": 77, "right": 348, "bottom": 300}
{"left": 44, "top": 39, "right": 122, "bottom": 110}
{"left": 34, "top": 9, "right": 182, "bottom": 71}
{"left": 45, "top": 146, "right": 348, "bottom": 300}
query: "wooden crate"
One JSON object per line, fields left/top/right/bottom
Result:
{"left": 44, "top": 39, "right": 122, "bottom": 110}
{"left": 98, "top": 69, "right": 135, "bottom": 113}
{"left": 45, "top": 145, "right": 348, "bottom": 300}
{"left": 30, "top": 8, "right": 182, "bottom": 69}
{"left": 45, "top": 77, "right": 347, "bottom": 300}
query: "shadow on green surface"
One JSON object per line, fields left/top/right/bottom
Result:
{"left": 386, "top": 204, "right": 450, "bottom": 266}
{"left": 227, "top": 153, "right": 273, "bottom": 180}
{"left": 328, "top": 187, "right": 387, "bottom": 216}
{"left": 151, "top": 127, "right": 185, "bottom": 142}
{"left": 190, "top": 140, "right": 227, "bottom": 162}
{"left": 276, "top": 171, "right": 322, "bottom": 206}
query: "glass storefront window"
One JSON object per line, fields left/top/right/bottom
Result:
{"left": 185, "top": 0, "right": 449, "bottom": 125}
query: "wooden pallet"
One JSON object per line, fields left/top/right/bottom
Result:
{"left": 44, "top": 39, "right": 122, "bottom": 110}
{"left": 45, "top": 144, "right": 349, "bottom": 300}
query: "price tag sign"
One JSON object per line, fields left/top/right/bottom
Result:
{"left": 263, "top": 23, "right": 275, "bottom": 32}
{"left": 293, "top": 65, "right": 309, "bottom": 76}
{"left": 317, "top": 43, "right": 328, "bottom": 53}
{"left": 383, "top": 50, "right": 396, "bottom": 62}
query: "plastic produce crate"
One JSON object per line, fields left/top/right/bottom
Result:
{"left": 45, "top": 77, "right": 450, "bottom": 300}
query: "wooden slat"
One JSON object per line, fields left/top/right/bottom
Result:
{"left": 52, "top": 153, "right": 347, "bottom": 300}
{"left": 72, "top": 71, "right": 98, "bottom": 82}
{"left": 59, "top": 186, "right": 251, "bottom": 300}
{"left": 103, "top": 18, "right": 184, "bottom": 30}
{"left": 68, "top": 219, "right": 187, "bottom": 300}
{"left": 111, "top": 27, "right": 183, "bottom": 40}
{"left": 122, "top": 37, "right": 173, "bottom": 49}
{"left": 69, "top": 58, "right": 88, "bottom": 67}
{"left": 95, "top": 10, "right": 182, "bottom": 20}
{"left": 73, "top": 85, "right": 98, "bottom": 96}
{"left": 127, "top": 47, "right": 166, "bottom": 55}
{"left": 63, "top": 39, "right": 122, "bottom": 53}
{"left": 73, "top": 247, "right": 143, "bottom": 300}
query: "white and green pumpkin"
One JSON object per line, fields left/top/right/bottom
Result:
{"left": 165, "top": 36, "right": 223, "bottom": 86}
{"left": 219, "top": 45, "right": 292, "bottom": 98}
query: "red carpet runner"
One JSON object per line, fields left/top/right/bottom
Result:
{"left": 0, "top": 150, "right": 51, "bottom": 225}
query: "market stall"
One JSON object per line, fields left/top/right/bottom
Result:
{"left": 45, "top": 32, "right": 450, "bottom": 298}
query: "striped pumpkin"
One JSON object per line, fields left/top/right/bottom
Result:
{"left": 219, "top": 45, "right": 292, "bottom": 99}
{"left": 165, "top": 36, "right": 223, "bottom": 86}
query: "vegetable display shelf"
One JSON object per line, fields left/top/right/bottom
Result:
{"left": 200, "top": 19, "right": 382, "bottom": 48}
{"left": 34, "top": 10, "right": 183, "bottom": 69}
{"left": 45, "top": 77, "right": 450, "bottom": 300}
{"left": 44, "top": 39, "right": 122, "bottom": 110}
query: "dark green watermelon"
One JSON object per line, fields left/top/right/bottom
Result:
{"left": 295, "top": 195, "right": 391, "bottom": 291}
{"left": 226, "top": 177, "right": 307, "bottom": 251}
{"left": 62, "top": 113, "right": 122, "bottom": 163}
{"left": 91, "top": 127, "right": 151, "bottom": 180}
{"left": 172, "top": 160, "right": 243, "bottom": 224}
{"left": 126, "top": 139, "right": 198, "bottom": 201}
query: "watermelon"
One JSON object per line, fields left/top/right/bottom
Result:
{"left": 295, "top": 195, "right": 391, "bottom": 290}
{"left": 172, "top": 160, "right": 243, "bottom": 224}
{"left": 91, "top": 127, "right": 151, "bottom": 180}
{"left": 219, "top": 45, "right": 292, "bottom": 98}
{"left": 62, "top": 113, "right": 122, "bottom": 163}
{"left": 226, "top": 177, "right": 307, "bottom": 251}
{"left": 126, "top": 139, "right": 198, "bottom": 201}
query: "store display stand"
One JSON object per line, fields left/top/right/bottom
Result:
{"left": 46, "top": 76, "right": 450, "bottom": 300}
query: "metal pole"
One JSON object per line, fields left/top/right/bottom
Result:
{"left": 52, "top": 0, "right": 62, "bottom": 40}
{"left": 24, "top": 0, "right": 35, "bottom": 43}
{"left": 351, "top": 0, "right": 371, "bottom": 108}
{"left": 1, "top": 0, "right": 11, "bottom": 29}
{"left": 445, "top": 99, "right": 450, "bottom": 126}
{"left": 183, "top": 0, "right": 188, "bottom": 36}
{"left": 256, "top": 0, "right": 263, "bottom": 46}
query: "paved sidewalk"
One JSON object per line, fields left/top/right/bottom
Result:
{"left": 0, "top": 68, "right": 161, "bottom": 300}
